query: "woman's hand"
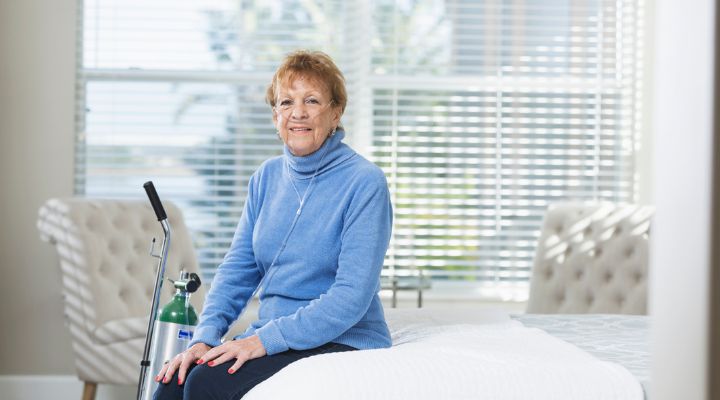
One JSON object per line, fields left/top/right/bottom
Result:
{"left": 200, "top": 335, "right": 267, "bottom": 375}
{"left": 156, "top": 342, "right": 210, "bottom": 386}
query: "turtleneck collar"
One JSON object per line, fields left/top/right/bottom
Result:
{"left": 283, "top": 130, "right": 355, "bottom": 179}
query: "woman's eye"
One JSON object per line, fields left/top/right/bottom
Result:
{"left": 306, "top": 98, "right": 320, "bottom": 105}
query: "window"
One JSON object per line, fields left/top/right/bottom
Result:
{"left": 76, "top": 0, "right": 643, "bottom": 300}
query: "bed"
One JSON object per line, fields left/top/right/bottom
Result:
{"left": 515, "top": 313, "right": 650, "bottom": 395}
{"left": 243, "top": 309, "right": 649, "bottom": 399}
{"left": 244, "top": 204, "right": 653, "bottom": 399}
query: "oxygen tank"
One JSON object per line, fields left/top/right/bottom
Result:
{"left": 141, "top": 270, "right": 201, "bottom": 399}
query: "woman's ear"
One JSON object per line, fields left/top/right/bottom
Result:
{"left": 272, "top": 110, "right": 280, "bottom": 128}
{"left": 331, "top": 107, "right": 342, "bottom": 126}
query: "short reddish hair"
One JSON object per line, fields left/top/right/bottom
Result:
{"left": 266, "top": 50, "right": 347, "bottom": 114}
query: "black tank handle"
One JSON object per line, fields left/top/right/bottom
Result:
{"left": 143, "top": 181, "right": 167, "bottom": 221}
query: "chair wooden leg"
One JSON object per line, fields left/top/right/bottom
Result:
{"left": 81, "top": 382, "right": 97, "bottom": 400}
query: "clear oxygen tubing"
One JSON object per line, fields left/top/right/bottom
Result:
{"left": 231, "top": 138, "right": 332, "bottom": 328}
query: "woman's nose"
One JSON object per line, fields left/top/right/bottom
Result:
{"left": 290, "top": 104, "right": 308, "bottom": 119}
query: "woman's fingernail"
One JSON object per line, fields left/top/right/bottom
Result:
{"left": 207, "top": 361, "right": 215, "bottom": 367}
{"left": 228, "top": 368, "right": 235, "bottom": 374}
{"left": 163, "top": 377, "right": 169, "bottom": 383}
{"left": 178, "top": 378, "right": 182, "bottom": 385}
{"left": 154, "top": 376, "right": 159, "bottom": 382}
{"left": 196, "top": 359, "right": 203, "bottom": 365}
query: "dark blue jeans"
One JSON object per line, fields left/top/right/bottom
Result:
{"left": 153, "top": 342, "right": 355, "bottom": 400}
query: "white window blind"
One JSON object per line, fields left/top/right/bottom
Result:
{"left": 368, "top": 0, "right": 642, "bottom": 299}
{"left": 76, "top": 0, "right": 643, "bottom": 299}
{"left": 77, "top": 0, "right": 351, "bottom": 271}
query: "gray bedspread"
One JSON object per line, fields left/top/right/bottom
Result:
{"left": 514, "top": 314, "right": 650, "bottom": 397}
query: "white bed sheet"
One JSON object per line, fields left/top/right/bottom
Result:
{"left": 244, "top": 309, "right": 643, "bottom": 400}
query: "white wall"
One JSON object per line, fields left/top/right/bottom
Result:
{"left": 0, "top": 0, "right": 77, "bottom": 374}
{"left": 649, "top": 0, "right": 716, "bottom": 399}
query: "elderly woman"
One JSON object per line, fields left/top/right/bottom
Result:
{"left": 153, "top": 50, "right": 393, "bottom": 399}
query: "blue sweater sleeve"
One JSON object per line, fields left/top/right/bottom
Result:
{"left": 189, "top": 176, "right": 263, "bottom": 348}
{"left": 255, "top": 171, "right": 392, "bottom": 355}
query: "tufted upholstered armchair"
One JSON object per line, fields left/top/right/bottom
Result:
{"left": 526, "top": 204, "right": 654, "bottom": 315}
{"left": 37, "top": 198, "right": 207, "bottom": 400}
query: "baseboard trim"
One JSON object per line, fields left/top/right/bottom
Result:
{"left": 0, "top": 375, "right": 135, "bottom": 400}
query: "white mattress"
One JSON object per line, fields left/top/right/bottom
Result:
{"left": 244, "top": 309, "right": 644, "bottom": 400}
{"left": 514, "top": 314, "right": 650, "bottom": 396}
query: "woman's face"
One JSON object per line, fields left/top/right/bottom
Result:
{"left": 273, "top": 77, "right": 341, "bottom": 157}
